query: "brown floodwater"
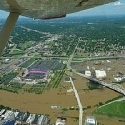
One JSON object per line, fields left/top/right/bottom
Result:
{"left": 0, "top": 73, "right": 125, "bottom": 125}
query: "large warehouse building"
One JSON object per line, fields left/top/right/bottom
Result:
{"left": 95, "top": 70, "right": 106, "bottom": 80}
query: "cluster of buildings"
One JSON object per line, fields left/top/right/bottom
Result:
{"left": 55, "top": 116, "right": 97, "bottom": 125}
{"left": 85, "top": 69, "right": 125, "bottom": 82}
{"left": 0, "top": 108, "right": 97, "bottom": 125}
{"left": 0, "top": 109, "right": 50, "bottom": 125}
{"left": 85, "top": 70, "right": 106, "bottom": 80}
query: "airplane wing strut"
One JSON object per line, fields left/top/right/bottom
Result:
{"left": 0, "top": 12, "right": 19, "bottom": 56}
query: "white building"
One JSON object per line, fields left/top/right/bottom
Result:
{"left": 114, "top": 77, "right": 125, "bottom": 82}
{"left": 84, "top": 116, "right": 97, "bottom": 125}
{"left": 55, "top": 117, "right": 66, "bottom": 125}
{"left": 95, "top": 70, "right": 106, "bottom": 79}
{"left": 3, "top": 59, "right": 10, "bottom": 64}
{"left": 85, "top": 71, "right": 91, "bottom": 77}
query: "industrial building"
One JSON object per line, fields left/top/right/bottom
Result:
{"left": 85, "top": 71, "right": 91, "bottom": 77}
{"left": 95, "top": 70, "right": 106, "bottom": 80}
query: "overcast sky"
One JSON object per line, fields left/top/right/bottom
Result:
{"left": 69, "top": 0, "right": 125, "bottom": 17}
{"left": 0, "top": 0, "right": 125, "bottom": 19}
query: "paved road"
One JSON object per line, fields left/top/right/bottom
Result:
{"left": 67, "top": 42, "right": 84, "bottom": 125}
{"left": 1, "top": 55, "right": 123, "bottom": 63}
{"left": 70, "top": 77, "right": 83, "bottom": 125}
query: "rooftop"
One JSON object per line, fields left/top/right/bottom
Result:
{"left": 85, "top": 116, "right": 97, "bottom": 125}
{"left": 56, "top": 117, "right": 67, "bottom": 125}
{"left": 0, "top": 109, "right": 15, "bottom": 124}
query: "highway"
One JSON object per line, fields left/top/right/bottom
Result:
{"left": 1, "top": 55, "right": 123, "bottom": 60}
{"left": 70, "top": 77, "right": 83, "bottom": 125}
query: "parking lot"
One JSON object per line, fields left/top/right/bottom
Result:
{"left": 29, "top": 59, "right": 64, "bottom": 71}
{"left": 0, "top": 72, "right": 18, "bottom": 85}
{"left": 20, "top": 58, "right": 35, "bottom": 68}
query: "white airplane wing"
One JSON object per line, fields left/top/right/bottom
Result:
{"left": 0, "top": 0, "right": 116, "bottom": 19}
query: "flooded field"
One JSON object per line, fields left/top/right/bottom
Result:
{"left": 0, "top": 80, "right": 78, "bottom": 125}
{"left": 72, "top": 73, "right": 125, "bottom": 125}
{"left": 0, "top": 72, "right": 125, "bottom": 125}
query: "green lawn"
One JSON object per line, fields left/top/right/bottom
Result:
{"left": 10, "top": 49, "right": 25, "bottom": 55}
{"left": 21, "top": 41, "right": 33, "bottom": 50}
{"left": 93, "top": 101, "right": 125, "bottom": 117}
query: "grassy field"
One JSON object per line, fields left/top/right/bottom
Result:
{"left": 21, "top": 41, "right": 34, "bottom": 50}
{"left": 10, "top": 49, "right": 25, "bottom": 55}
{"left": 93, "top": 101, "right": 125, "bottom": 117}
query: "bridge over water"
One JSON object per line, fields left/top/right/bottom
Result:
{"left": 74, "top": 71, "right": 125, "bottom": 96}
